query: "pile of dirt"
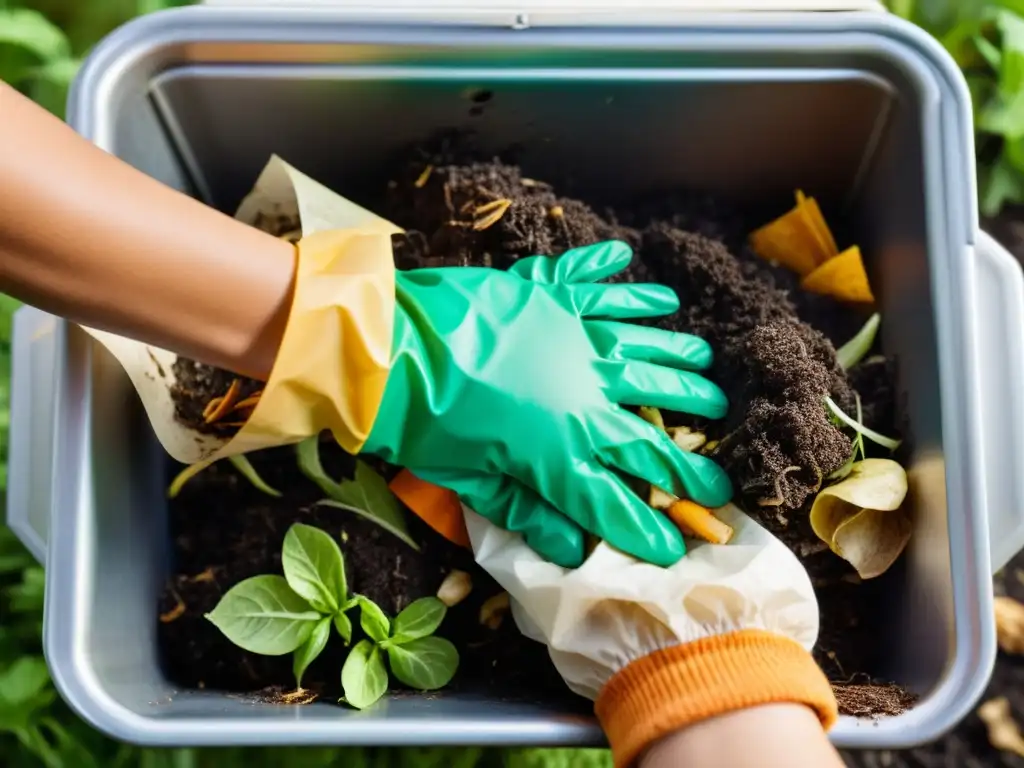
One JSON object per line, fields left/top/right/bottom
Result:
{"left": 160, "top": 143, "right": 910, "bottom": 718}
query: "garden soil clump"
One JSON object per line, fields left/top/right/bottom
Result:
{"left": 159, "top": 141, "right": 912, "bottom": 717}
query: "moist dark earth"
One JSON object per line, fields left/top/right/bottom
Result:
{"left": 158, "top": 135, "right": 989, "bottom": 746}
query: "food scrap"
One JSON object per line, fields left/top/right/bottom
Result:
{"left": 437, "top": 569, "right": 473, "bottom": 608}
{"left": 750, "top": 190, "right": 874, "bottom": 304}
{"left": 809, "top": 459, "right": 911, "bottom": 579}
{"left": 995, "top": 596, "right": 1024, "bottom": 655}
{"left": 979, "top": 697, "right": 1024, "bottom": 758}
{"left": 480, "top": 592, "right": 510, "bottom": 630}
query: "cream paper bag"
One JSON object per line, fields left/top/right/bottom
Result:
{"left": 464, "top": 503, "right": 821, "bottom": 700}
{"left": 79, "top": 155, "right": 394, "bottom": 466}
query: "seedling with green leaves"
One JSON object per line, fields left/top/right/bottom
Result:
{"left": 342, "top": 595, "right": 459, "bottom": 709}
{"left": 205, "top": 522, "right": 458, "bottom": 707}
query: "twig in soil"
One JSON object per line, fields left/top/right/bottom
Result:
{"left": 203, "top": 378, "right": 242, "bottom": 424}
{"left": 159, "top": 589, "right": 186, "bottom": 623}
{"left": 415, "top": 165, "right": 434, "bottom": 188}
{"left": 443, "top": 182, "right": 454, "bottom": 214}
{"left": 473, "top": 199, "right": 512, "bottom": 231}
{"left": 826, "top": 650, "right": 847, "bottom": 679}
{"left": 232, "top": 392, "right": 263, "bottom": 413}
{"left": 188, "top": 567, "right": 218, "bottom": 585}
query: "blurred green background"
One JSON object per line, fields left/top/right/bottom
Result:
{"left": 2, "top": 0, "right": 1024, "bottom": 765}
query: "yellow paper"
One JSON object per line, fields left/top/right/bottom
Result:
{"left": 80, "top": 154, "right": 400, "bottom": 464}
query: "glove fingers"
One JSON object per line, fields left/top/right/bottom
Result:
{"left": 412, "top": 468, "right": 586, "bottom": 569}
{"left": 509, "top": 240, "right": 633, "bottom": 284}
{"left": 600, "top": 359, "right": 729, "bottom": 419}
{"left": 537, "top": 460, "right": 687, "bottom": 567}
{"left": 586, "top": 320, "right": 713, "bottom": 370}
{"left": 595, "top": 414, "right": 734, "bottom": 508}
{"left": 569, "top": 283, "right": 680, "bottom": 320}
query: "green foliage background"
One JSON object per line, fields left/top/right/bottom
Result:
{"left": 0, "top": 0, "right": 1021, "bottom": 765}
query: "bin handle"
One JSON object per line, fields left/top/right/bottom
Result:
{"left": 974, "top": 230, "right": 1024, "bottom": 574}
{"left": 6, "top": 306, "right": 58, "bottom": 565}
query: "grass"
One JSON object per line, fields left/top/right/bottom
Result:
{"left": 2, "top": 0, "right": 1022, "bottom": 766}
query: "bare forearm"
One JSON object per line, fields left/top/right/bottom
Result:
{"left": 0, "top": 81, "right": 295, "bottom": 380}
{"left": 639, "top": 704, "right": 845, "bottom": 768}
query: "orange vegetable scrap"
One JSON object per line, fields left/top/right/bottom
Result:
{"left": 801, "top": 246, "right": 875, "bottom": 304}
{"left": 665, "top": 500, "right": 734, "bottom": 545}
{"left": 751, "top": 190, "right": 875, "bottom": 305}
{"left": 389, "top": 469, "right": 471, "bottom": 548}
{"left": 749, "top": 190, "right": 837, "bottom": 276}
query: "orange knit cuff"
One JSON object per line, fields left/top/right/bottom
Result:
{"left": 595, "top": 629, "right": 838, "bottom": 768}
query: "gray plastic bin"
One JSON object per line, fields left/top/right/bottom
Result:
{"left": 9, "top": 3, "right": 1024, "bottom": 751}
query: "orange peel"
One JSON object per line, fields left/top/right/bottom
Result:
{"left": 749, "top": 189, "right": 837, "bottom": 276}
{"left": 801, "top": 245, "right": 875, "bottom": 304}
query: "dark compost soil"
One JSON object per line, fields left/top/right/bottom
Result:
{"left": 159, "top": 139, "right": 913, "bottom": 717}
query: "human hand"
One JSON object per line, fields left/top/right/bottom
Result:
{"left": 362, "top": 241, "right": 732, "bottom": 568}
{"left": 463, "top": 504, "right": 838, "bottom": 768}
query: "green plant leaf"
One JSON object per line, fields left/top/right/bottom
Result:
{"left": 205, "top": 575, "right": 322, "bottom": 655}
{"left": 297, "top": 438, "right": 419, "bottom": 550}
{"left": 334, "top": 611, "right": 353, "bottom": 645}
{"left": 998, "top": 9, "right": 1024, "bottom": 96}
{"left": 390, "top": 597, "right": 447, "bottom": 644}
{"left": 293, "top": 616, "right": 331, "bottom": 689}
{"left": 836, "top": 313, "right": 881, "bottom": 370}
{"left": 341, "top": 640, "right": 388, "bottom": 710}
{"left": 0, "top": 656, "right": 49, "bottom": 705}
{"left": 282, "top": 523, "right": 346, "bottom": 614}
{"left": 355, "top": 595, "right": 391, "bottom": 643}
{"left": 824, "top": 396, "right": 902, "bottom": 452}
{"left": 386, "top": 636, "right": 459, "bottom": 691}
{"left": 981, "top": 153, "right": 1024, "bottom": 216}
{"left": 0, "top": 9, "right": 70, "bottom": 86}
{"left": 228, "top": 454, "right": 281, "bottom": 498}
{"left": 167, "top": 458, "right": 216, "bottom": 498}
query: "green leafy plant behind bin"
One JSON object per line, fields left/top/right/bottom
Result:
{"left": 206, "top": 522, "right": 458, "bottom": 705}
{"left": 886, "top": 0, "right": 1024, "bottom": 216}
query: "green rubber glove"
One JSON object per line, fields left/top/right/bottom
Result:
{"left": 362, "top": 241, "right": 732, "bottom": 568}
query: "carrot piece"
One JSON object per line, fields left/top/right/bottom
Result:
{"left": 203, "top": 378, "right": 242, "bottom": 424}
{"left": 800, "top": 245, "right": 875, "bottom": 304}
{"left": 664, "top": 500, "right": 734, "bottom": 545}
{"left": 389, "top": 469, "right": 471, "bottom": 548}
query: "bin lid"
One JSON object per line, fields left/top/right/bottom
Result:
{"left": 200, "top": 0, "right": 886, "bottom": 12}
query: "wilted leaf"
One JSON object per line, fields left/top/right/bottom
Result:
{"left": 810, "top": 459, "right": 911, "bottom": 579}
{"left": 750, "top": 190, "right": 837, "bottom": 276}
{"left": 800, "top": 246, "right": 874, "bottom": 304}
